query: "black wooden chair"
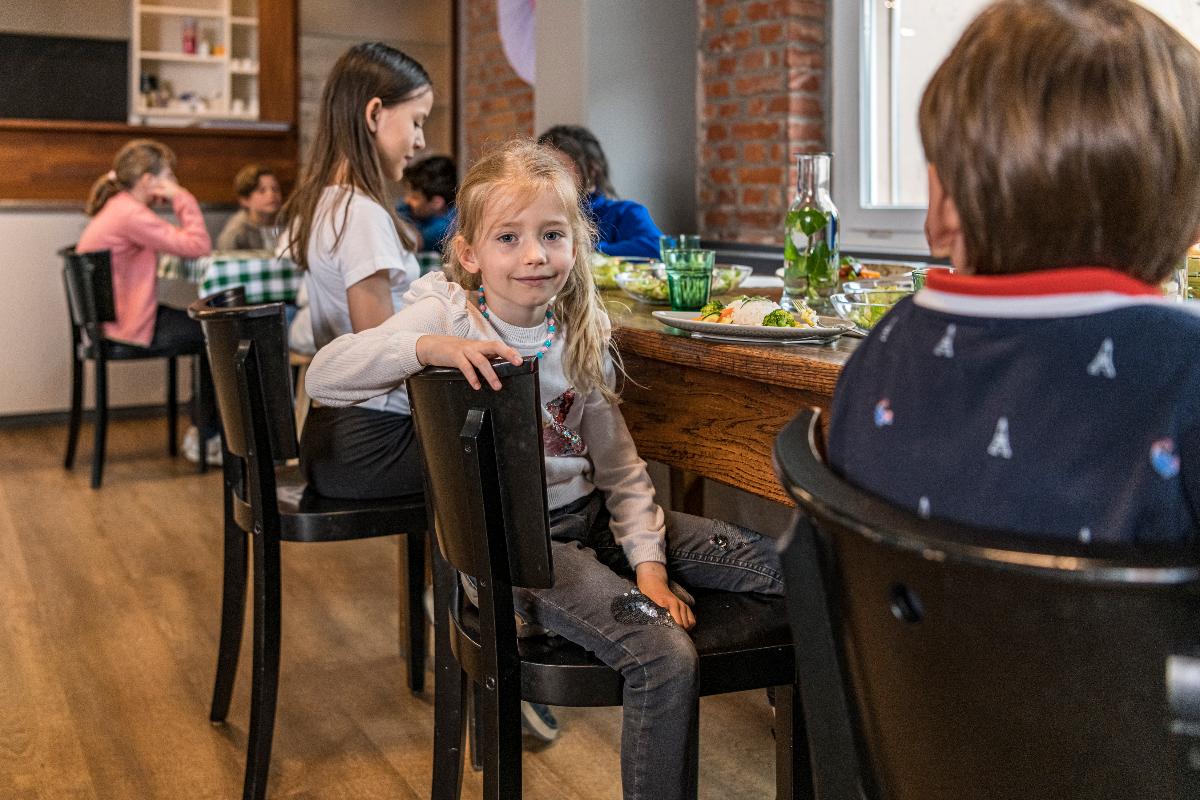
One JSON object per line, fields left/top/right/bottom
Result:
{"left": 773, "top": 408, "right": 1200, "bottom": 800}
{"left": 61, "top": 247, "right": 210, "bottom": 488}
{"left": 189, "top": 289, "right": 428, "bottom": 800}
{"left": 408, "top": 358, "right": 811, "bottom": 800}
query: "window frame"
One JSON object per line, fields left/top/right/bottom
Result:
{"left": 831, "top": 0, "right": 932, "bottom": 256}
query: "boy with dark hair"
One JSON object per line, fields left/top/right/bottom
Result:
{"left": 397, "top": 154, "right": 457, "bottom": 254}
{"left": 827, "top": 0, "right": 1200, "bottom": 547}
{"left": 216, "top": 164, "right": 282, "bottom": 251}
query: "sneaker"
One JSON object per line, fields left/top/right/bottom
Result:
{"left": 182, "top": 426, "right": 223, "bottom": 466}
{"left": 521, "top": 701, "right": 559, "bottom": 742}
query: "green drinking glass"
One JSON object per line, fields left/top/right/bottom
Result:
{"left": 662, "top": 248, "right": 715, "bottom": 311}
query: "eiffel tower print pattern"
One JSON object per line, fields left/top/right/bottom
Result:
{"left": 1087, "top": 338, "right": 1117, "bottom": 379}
{"left": 933, "top": 323, "right": 956, "bottom": 358}
{"left": 987, "top": 417, "right": 1012, "bottom": 459}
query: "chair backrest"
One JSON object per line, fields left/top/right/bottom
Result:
{"left": 407, "top": 358, "right": 552, "bottom": 590}
{"left": 188, "top": 288, "right": 296, "bottom": 462}
{"left": 62, "top": 248, "right": 117, "bottom": 346}
{"left": 773, "top": 408, "right": 1200, "bottom": 800}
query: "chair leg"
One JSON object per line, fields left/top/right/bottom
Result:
{"left": 210, "top": 507, "right": 248, "bottom": 722}
{"left": 242, "top": 532, "right": 282, "bottom": 800}
{"left": 90, "top": 359, "right": 109, "bottom": 489}
{"left": 774, "top": 683, "right": 815, "bottom": 800}
{"left": 195, "top": 354, "right": 209, "bottom": 474}
{"left": 167, "top": 357, "right": 179, "bottom": 456}
{"left": 64, "top": 354, "right": 84, "bottom": 470}
{"left": 404, "top": 529, "right": 427, "bottom": 694}
{"left": 470, "top": 684, "right": 483, "bottom": 772}
{"left": 479, "top": 672, "right": 523, "bottom": 800}
{"left": 431, "top": 545, "right": 466, "bottom": 800}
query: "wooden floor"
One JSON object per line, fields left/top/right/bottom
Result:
{"left": 0, "top": 418, "right": 780, "bottom": 799}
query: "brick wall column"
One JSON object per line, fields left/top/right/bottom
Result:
{"left": 460, "top": 0, "right": 535, "bottom": 164}
{"left": 698, "top": 0, "right": 828, "bottom": 245}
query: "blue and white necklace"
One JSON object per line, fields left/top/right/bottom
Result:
{"left": 477, "top": 287, "right": 557, "bottom": 359}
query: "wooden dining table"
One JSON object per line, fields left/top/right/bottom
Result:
{"left": 605, "top": 289, "right": 858, "bottom": 508}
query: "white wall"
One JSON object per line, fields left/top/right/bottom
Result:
{"left": 534, "top": 0, "right": 697, "bottom": 233}
{"left": 0, "top": 208, "right": 229, "bottom": 417}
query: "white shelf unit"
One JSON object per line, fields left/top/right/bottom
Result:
{"left": 130, "top": 0, "right": 260, "bottom": 124}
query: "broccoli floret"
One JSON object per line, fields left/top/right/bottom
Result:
{"left": 698, "top": 299, "right": 724, "bottom": 320}
{"left": 762, "top": 309, "right": 798, "bottom": 327}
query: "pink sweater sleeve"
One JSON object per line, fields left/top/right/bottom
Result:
{"left": 124, "top": 189, "right": 212, "bottom": 258}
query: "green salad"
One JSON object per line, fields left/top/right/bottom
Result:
{"left": 617, "top": 265, "right": 748, "bottom": 302}
{"left": 621, "top": 270, "right": 670, "bottom": 301}
{"left": 589, "top": 254, "right": 626, "bottom": 289}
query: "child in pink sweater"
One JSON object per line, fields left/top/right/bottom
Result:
{"left": 77, "top": 139, "right": 217, "bottom": 461}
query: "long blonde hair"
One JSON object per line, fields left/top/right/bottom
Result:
{"left": 280, "top": 42, "right": 430, "bottom": 269}
{"left": 85, "top": 139, "right": 175, "bottom": 216}
{"left": 444, "top": 139, "right": 619, "bottom": 402}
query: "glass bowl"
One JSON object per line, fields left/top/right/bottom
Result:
{"left": 711, "top": 264, "right": 753, "bottom": 294}
{"left": 590, "top": 255, "right": 659, "bottom": 289}
{"left": 614, "top": 264, "right": 754, "bottom": 305}
{"left": 842, "top": 278, "right": 914, "bottom": 293}
{"left": 830, "top": 289, "right": 908, "bottom": 331}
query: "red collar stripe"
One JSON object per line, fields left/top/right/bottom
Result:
{"left": 925, "top": 267, "right": 1161, "bottom": 298}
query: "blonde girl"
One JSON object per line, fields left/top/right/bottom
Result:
{"left": 305, "top": 139, "right": 783, "bottom": 800}
{"left": 77, "top": 139, "right": 217, "bottom": 462}
{"left": 280, "top": 41, "right": 433, "bottom": 499}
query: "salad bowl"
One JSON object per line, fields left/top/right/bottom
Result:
{"left": 614, "top": 264, "right": 753, "bottom": 305}
{"left": 589, "top": 255, "right": 659, "bottom": 289}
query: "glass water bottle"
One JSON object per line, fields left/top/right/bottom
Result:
{"left": 782, "top": 153, "right": 839, "bottom": 312}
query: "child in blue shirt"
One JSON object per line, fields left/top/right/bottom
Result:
{"left": 538, "top": 124, "right": 663, "bottom": 258}
{"left": 396, "top": 154, "right": 457, "bottom": 254}
{"left": 827, "top": 0, "right": 1200, "bottom": 549}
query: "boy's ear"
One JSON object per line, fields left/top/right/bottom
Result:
{"left": 364, "top": 97, "right": 382, "bottom": 134}
{"left": 924, "top": 164, "right": 964, "bottom": 265}
{"left": 454, "top": 234, "right": 480, "bottom": 274}
{"left": 237, "top": 196, "right": 251, "bottom": 210}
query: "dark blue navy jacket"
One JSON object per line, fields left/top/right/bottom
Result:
{"left": 827, "top": 267, "right": 1200, "bottom": 548}
{"left": 589, "top": 192, "right": 663, "bottom": 259}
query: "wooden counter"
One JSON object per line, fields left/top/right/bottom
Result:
{"left": 606, "top": 291, "right": 856, "bottom": 506}
{"left": 0, "top": 119, "right": 298, "bottom": 204}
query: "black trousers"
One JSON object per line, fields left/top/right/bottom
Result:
{"left": 152, "top": 304, "right": 218, "bottom": 438}
{"left": 299, "top": 405, "right": 424, "bottom": 499}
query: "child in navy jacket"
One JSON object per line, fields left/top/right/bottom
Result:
{"left": 827, "top": 0, "right": 1200, "bottom": 549}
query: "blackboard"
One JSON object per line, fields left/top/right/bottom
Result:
{"left": 0, "top": 33, "right": 128, "bottom": 122}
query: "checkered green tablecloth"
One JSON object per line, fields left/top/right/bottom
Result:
{"left": 158, "top": 250, "right": 300, "bottom": 304}
{"left": 417, "top": 250, "right": 443, "bottom": 275}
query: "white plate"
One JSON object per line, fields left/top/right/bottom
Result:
{"left": 652, "top": 310, "right": 852, "bottom": 341}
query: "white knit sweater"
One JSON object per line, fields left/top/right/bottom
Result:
{"left": 305, "top": 271, "right": 667, "bottom": 567}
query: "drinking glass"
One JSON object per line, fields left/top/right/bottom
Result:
{"left": 662, "top": 248, "right": 715, "bottom": 311}
{"left": 659, "top": 234, "right": 701, "bottom": 262}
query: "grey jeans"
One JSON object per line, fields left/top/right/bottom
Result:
{"left": 514, "top": 491, "right": 783, "bottom": 800}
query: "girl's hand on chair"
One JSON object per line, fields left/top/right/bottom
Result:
{"left": 635, "top": 562, "right": 695, "bottom": 630}
{"left": 415, "top": 336, "right": 523, "bottom": 390}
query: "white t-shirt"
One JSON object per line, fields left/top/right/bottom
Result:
{"left": 300, "top": 186, "right": 418, "bottom": 414}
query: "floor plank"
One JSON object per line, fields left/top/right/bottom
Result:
{"left": 0, "top": 418, "right": 779, "bottom": 799}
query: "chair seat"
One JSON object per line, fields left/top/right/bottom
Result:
{"left": 99, "top": 337, "right": 206, "bottom": 360}
{"left": 231, "top": 464, "right": 427, "bottom": 543}
{"left": 451, "top": 590, "right": 794, "bottom": 707}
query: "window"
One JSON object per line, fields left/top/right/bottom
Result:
{"left": 833, "top": 0, "right": 1200, "bottom": 255}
